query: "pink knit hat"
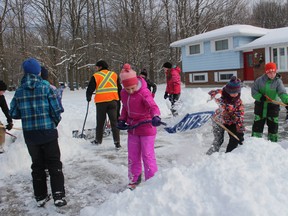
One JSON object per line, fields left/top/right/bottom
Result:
{"left": 120, "top": 63, "right": 138, "bottom": 88}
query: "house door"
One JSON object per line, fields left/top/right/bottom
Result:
{"left": 243, "top": 52, "right": 254, "bottom": 81}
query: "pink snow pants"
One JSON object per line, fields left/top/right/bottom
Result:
{"left": 127, "top": 134, "right": 158, "bottom": 183}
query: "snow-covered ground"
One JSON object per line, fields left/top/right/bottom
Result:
{"left": 1, "top": 84, "right": 288, "bottom": 216}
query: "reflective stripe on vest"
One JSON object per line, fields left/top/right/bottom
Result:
{"left": 97, "top": 71, "right": 118, "bottom": 93}
{"left": 93, "top": 70, "right": 119, "bottom": 103}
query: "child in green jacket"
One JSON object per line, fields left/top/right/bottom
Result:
{"left": 251, "top": 62, "right": 288, "bottom": 142}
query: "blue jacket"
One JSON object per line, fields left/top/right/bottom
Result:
{"left": 10, "top": 73, "right": 62, "bottom": 144}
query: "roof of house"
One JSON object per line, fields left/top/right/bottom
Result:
{"left": 170, "top": 24, "right": 269, "bottom": 47}
{"left": 236, "top": 26, "right": 288, "bottom": 51}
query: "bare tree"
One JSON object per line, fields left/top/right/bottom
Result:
{"left": 0, "top": 0, "right": 9, "bottom": 83}
{"left": 139, "top": 0, "right": 166, "bottom": 83}
{"left": 252, "top": 0, "right": 288, "bottom": 28}
{"left": 64, "top": 0, "right": 87, "bottom": 90}
{"left": 162, "top": 0, "right": 174, "bottom": 60}
{"left": 32, "top": 0, "right": 66, "bottom": 86}
{"left": 10, "top": 0, "right": 28, "bottom": 58}
{"left": 107, "top": 0, "right": 145, "bottom": 68}
{"left": 0, "top": 0, "right": 259, "bottom": 89}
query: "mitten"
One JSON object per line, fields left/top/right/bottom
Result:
{"left": 208, "top": 90, "right": 218, "bottom": 98}
{"left": 86, "top": 96, "right": 91, "bottom": 102}
{"left": 6, "top": 122, "right": 13, "bottom": 131}
{"left": 152, "top": 93, "right": 155, "bottom": 98}
{"left": 260, "top": 95, "right": 266, "bottom": 102}
{"left": 117, "top": 120, "right": 129, "bottom": 130}
{"left": 164, "top": 92, "right": 169, "bottom": 99}
{"left": 152, "top": 116, "right": 162, "bottom": 127}
{"left": 236, "top": 124, "right": 245, "bottom": 133}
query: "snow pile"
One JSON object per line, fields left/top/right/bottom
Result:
{"left": 80, "top": 137, "right": 288, "bottom": 216}
{"left": 1, "top": 85, "right": 288, "bottom": 216}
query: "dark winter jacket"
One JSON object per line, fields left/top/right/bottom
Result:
{"left": 209, "top": 88, "right": 245, "bottom": 133}
{"left": 0, "top": 95, "right": 12, "bottom": 124}
{"left": 43, "top": 80, "right": 64, "bottom": 113}
{"left": 144, "top": 78, "right": 157, "bottom": 94}
{"left": 10, "top": 73, "right": 62, "bottom": 145}
{"left": 251, "top": 73, "right": 288, "bottom": 118}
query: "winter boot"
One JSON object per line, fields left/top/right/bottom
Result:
{"left": 171, "top": 108, "right": 178, "bottom": 117}
{"left": 268, "top": 133, "right": 278, "bottom": 142}
{"left": 206, "top": 145, "right": 220, "bottom": 155}
{"left": 127, "top": 175, "right": 141, "bottom": 190}
{"left": 115, "top": 142, "right": 121, "bottom": 150}
{"left": 53, "top": 192, "right": 67, "bottom": 207}
{"left": 91, "top": 140, "right": 101, "bottom": 145}
{"left": 127, "top": 183, "right": 138, "bottom": 190}
{"left": 36, "top": 194, "right": 51, "bottom": 207}
{"left": 251, "top": 131, "right": 262, "bottom": 138}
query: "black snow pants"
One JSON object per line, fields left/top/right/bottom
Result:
{"left": 26, "top": 139, "right": 65, "bottom": 200}
{"left": 206, "top": 122, "right": 244, "bottom": 155}
{"left": 95, "top": 100, "right": 120, "bottom": 145}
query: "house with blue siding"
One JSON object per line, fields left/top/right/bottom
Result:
{"left": 171, "top": 24, "right": 288, "bottom": 87}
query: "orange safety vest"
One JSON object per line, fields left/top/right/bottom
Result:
{"left": 93, "top": 70, "right": 119, "bottom": 103}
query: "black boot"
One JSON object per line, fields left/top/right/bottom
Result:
{"left": 53, "top": 192, "right": 67, "bottom": 207}
{"left": 115, "top": 142, "right": 121, "bottom": 149}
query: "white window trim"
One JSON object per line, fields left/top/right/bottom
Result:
{"left": 271, "top": 46, "right": 288, "bottom": 72}
{"left": 217, "top": 71, "right": 237, "bottom": 82}
{"left": 211, "top": 37, "right": 233, "bottom": 53}
{"left": 189, "top": 72, "right": 208, "bottom": 83}
{"left": 214, "top": 72, "right": 219, "bottom": 82}
{"left": 186, "top": 42, "right": 203, "bottom": 56}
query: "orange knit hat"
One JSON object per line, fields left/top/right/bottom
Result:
{"left": 265, "top": 62, "right": 277, "bottom": 74}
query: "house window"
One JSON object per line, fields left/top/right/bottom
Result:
{"left": 215, "top": 39, "right": 229, "bottom": 51}
{"left": 214, "top": 71, "right": 237, "bottom": 82}
{"left": 189, "top": 73, "right": 208, "bottom": 83}
{"left": 271, "top": 47, "right": 288, "bottom": 71}
{"left": 186, "top": 43, "right": 203, "bottom": 56}
{"left": 189, "top": 44, "right": 200, "bottom": 54}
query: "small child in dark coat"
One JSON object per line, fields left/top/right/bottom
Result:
{"left": 0, "top": 80, "right": 13, "bottom": 153}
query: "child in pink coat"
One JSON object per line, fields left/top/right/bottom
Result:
{"left": 117, "top": 63, "right": 162, "bottom": 190}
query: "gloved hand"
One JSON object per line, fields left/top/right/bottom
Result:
{"left": 236, "top": 125, "right": 245, "bottom": 133}
{"left": 86, "top": 96, "right": 91, "bottom": 102}
{"left": 6, "top": 122, "right": 13, "bottom": 131}
{"left": 152, "top": 116, "right": 162, "bottom": 127}
{"left": 260, "top": 95, "right": 266, "bottom": 102}
{"left": 152, "top": 93, "right": 155, "bottom": 98}
{"left": 117, "top": 120, "right": 129, "bottom": 130}
{"left": 164, "top": 92, "right": 169, "bottom": 99}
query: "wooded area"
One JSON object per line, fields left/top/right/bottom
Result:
{"left": 0, "top": 0, "right": 288, "bottom": 90}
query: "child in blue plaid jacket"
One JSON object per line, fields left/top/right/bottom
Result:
{"left": 10, "top": 58, "right": 67, "bottom": 207}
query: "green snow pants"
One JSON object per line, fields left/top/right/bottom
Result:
{"left": 252, "top": 114, "right": 278, "bottom": 142}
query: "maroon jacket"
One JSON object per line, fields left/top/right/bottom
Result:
{"left": 165, "top": 66, "right": 181, "bottom": 94}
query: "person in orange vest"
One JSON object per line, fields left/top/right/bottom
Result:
{"left": 86, "top": 60, "right": 122, "bottom": 148}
